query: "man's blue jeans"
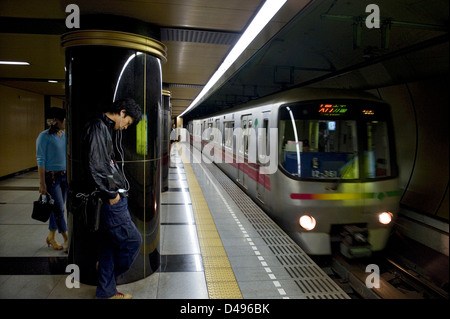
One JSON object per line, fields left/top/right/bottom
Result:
{"left": 95, "top": 197, "right": 142, "bottom": 298}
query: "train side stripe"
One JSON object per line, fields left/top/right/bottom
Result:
{"left": 290, "top": 190, "right": 401, "bottom": 200}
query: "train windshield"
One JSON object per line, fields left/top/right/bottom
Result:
{"left": 278, "top": 101, "right": 395, "bottom": 181}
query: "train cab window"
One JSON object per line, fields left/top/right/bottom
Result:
{"left": 279, "top": 102, "right": 395, "bottom": 180}
{"left": 279, "top": 118, "right": 358, "bottom": 179}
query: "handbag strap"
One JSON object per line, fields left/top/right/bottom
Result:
{"left": 40, "top": 193, "right": 54, "bottom": 204}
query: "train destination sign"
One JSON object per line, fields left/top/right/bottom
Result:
{"left": 318, "top": 104, "right": 348, "bottom": 116}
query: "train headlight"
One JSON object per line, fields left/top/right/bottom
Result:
{"left": 299, "top": 215, "right": 316, "bottom": 231}
{"left": 378, "top": 212, "right": 393, "bottom": 225}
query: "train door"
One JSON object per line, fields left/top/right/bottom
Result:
{"left": 238, "top": 114, "right": 252, "bottom": 189}
{"left": 256, "top": 113, "right": 270, "bottom": 203}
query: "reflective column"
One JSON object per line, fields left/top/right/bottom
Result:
{"left": 62, "top": 26, "right": 167, "bottom": 284}
{"left": 162, "top": 88, "right": 171, "bottom": 192}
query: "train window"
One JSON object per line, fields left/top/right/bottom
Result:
{"left": 240, "top": 115, "right": 252, "bottom": 158}
{"left": 224, "top": 121, "right": 234, "bottom": 149}
{"left": 214, "top": 119, "right": 221, "bottom": 144}
{"left": 208, "top": 122, "right": 214, "bottom": 141}
{"left": 202, "top": 122, "right": 213, "bottom": 141}
{"left": 215, "top": 119, "right": 220, "bottom": 130}
{"left": 258, "top": 118, "right": 270, "bottom": 163}
{"left": 201, "top": 121, "right": 206, "bottom": 141}
{"left": 193, "top": 121, "right": 201, "bottom": 139}
{"left": 363, "top": 121, "right": 392, "bottom": 178}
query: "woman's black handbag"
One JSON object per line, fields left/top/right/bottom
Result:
{"left": 32, "top": 193, "right": 55, "bottom": 222}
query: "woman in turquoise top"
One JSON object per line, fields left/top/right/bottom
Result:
{"left": 36, "top": 107, "right": 68, "bottom": 252}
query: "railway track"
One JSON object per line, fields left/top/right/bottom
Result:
{"left": 323, "top": 253, "right": 448, "bottom": 299}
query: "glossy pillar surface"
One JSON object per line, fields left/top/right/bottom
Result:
{"left": 65, "top": 44, "right": 163, "bottom": 285}
{"left": 161, "top": 89, "right": 171, "bottom": 192}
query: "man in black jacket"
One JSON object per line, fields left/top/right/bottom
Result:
{"left": 83, "top": 98, "right": 142, "bottom": 299}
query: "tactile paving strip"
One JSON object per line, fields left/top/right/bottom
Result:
{"left": 204, "top": 163, "right": 350, "bottom": 299}
{"left": 176, "top": 145, "right": 243, "bottom": 299}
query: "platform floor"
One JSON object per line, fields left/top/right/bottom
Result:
{"left": 0, "top": 143, "right": 348, "bottom": 299}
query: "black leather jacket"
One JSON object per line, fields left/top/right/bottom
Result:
{"left": 83, "top": 113, "right": 125, "bottom": 201}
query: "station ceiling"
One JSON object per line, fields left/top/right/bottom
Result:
{"left": 0, "top": 0, "right": 448, "bottom": 120}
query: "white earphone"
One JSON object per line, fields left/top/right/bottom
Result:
{"left": 116, "top": 110, "right": 130, "bottom": 192}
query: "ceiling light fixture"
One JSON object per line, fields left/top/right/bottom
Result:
{"left": 0, "top": 61, "right": 30, "bottom": 65}
{"left": 178, "top": 0, "right": 287, "bottom": 118}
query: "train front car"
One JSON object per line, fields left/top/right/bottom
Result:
{"left": 274, "top": 98, "right": 400, "bottom": 257}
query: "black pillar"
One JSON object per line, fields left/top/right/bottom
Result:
{"left": 162, "top": 87, "right": 171, "bottom": 192}
{"left": 62, "top": 20, "right": 167, "bottom": 285}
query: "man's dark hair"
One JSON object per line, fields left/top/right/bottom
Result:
{"left": 107, "top": 98, "right": 142, "bottom": 124}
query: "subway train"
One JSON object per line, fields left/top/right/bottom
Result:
{"left": 186, "top": 88, "right": 400, "bottom": 257}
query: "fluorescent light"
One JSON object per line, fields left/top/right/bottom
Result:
{"left": 113, "top": 52, "right": 143, "bottom": 102}
{"left": 0, "top": 61, "right": 30, "bottom": 65}
{"left": 48, "top": 80, "right": 58, "bottom": 83}
{"left": 179, "top": 0, "right": 287, "bottom": 117}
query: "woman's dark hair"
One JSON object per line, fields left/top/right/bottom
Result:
{"left": 47, "top": 107, "right": 66, "bottom": 135}
{"left": 106, "top": 98, "right": 142, "bottom": 124}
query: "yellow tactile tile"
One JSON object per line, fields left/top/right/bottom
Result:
{"left": 195, "top": 223, "right": 220, "bottom": 231}
{"left": 202, "top": 256, "right": 232, "bottom": 268}
{"left": 204, "top": 267, "right": 238, "bottom": 282}
{"left": 200, "top": 245, "right": 228, "bottom": 257}
{"left": 207, "top": 281, "right": 243, "bottom": 299}
{"left": 195, "top": 221, "right": 216, "bottom": 226}
{"left": 198, "top": 237, "right": 224, "bottom": 247}
{"left": 176, "top": 144, "right": 243, "bottom": 299}
{"left": 197, "top": 230, "right": 222, "bottom": 239}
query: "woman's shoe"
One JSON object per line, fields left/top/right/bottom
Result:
{"left": 46, "top": 237, "right": 63, "bottom": 250}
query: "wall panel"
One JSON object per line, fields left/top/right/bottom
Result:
{"left": 0, "top": 85, "right": 44, "bottom": 177}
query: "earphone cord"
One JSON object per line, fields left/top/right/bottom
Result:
{"left": 115, "top": 128, "right": 130, "bottom": 192}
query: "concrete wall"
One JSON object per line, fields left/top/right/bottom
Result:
{"left": 372, "top": 75, "right": 449, "bottom": 221}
